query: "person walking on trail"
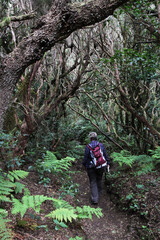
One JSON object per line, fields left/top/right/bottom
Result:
{"left": 82, "top": 132, "right": 109, "bottom": 205}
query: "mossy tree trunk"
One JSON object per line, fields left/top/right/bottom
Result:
{"left": 0, "top": 0, "right": 129, "bottom": 130}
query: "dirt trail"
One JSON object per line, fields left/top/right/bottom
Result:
{"left": 74, "top": 168, "right": 138, "bottom": 240}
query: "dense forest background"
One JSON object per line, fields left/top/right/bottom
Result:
{"left": 0, "top": 0, "right": 159, "bottom": 239}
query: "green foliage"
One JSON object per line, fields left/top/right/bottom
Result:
{"left": 7, "top": 170, "right": 29, "bottom": 181}
{"left": 11, "top": 193, "right": 103, "bottom": 225}
{"left": 0, "top": 217, "right": 13, "bottom": 240}
{"left": 135, "top": 155, "right": 155, "bottom": 176}
{"left": 35, "top": 151, "right": 75, "bottom": 186}
{"left": 76, "top": 205, "right": 103, "bottom": 220}
{"left": 0, "top": 131, "right": 24, "bottom": 169}
{"left": 46, "top": 203, "right": 102, "bottom": 223}
{"left": 46, "top": 208, "right": 77, "bottom": 222}
{"left": 69, "top": 237, "right": 83, "bottom": 240}
{"left": 149, "top": 146, "right": 160, "bottom": 161}
{"left": 52, "top": 198, "right": 73, "bottom": 210}
{"left": 0, "top": 169, "right": 29, "bottom": 201}
{"left": 53, "top": 219, "right": 68, "bottom": 230}
{"left": 43, "top": 151, "right": 75, "bottom": 173}
{"left": 111, "top": 148, "right": 158, "bottom": 175}
{"left": 12, "top": 195, "right": 51, "bottom": 218}
{"left": 0, "top": 169, "right": 29, "bottom": 240}
{"left": 59, "top": 181, "right": 79, "bottom": 198}
{"left": 111, "top": 150, "right": 135, "bottom": 167}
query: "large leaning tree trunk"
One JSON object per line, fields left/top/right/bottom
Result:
{"left": 0, "top": 0, "right": 128, "bottom": 130}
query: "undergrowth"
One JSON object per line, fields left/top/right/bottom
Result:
{"left": 111, "top": 147, "right": 160, "bottom": 175}
{"left": 106, "top": 147, "right": 160, "bottom": 239}
{"left": 0, "top": 150, "right": 103, "bottom": 240}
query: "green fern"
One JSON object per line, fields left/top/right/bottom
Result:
{"left": 76, "top": 205, "right": 103, "bottom": 220}
{"left": 11, "top": 195, "right": 51, "bottom": 218}
{"left": 46, "top": 208, "right": 77, "bottom": 222}
{"left": 0, "top": 209, "right": 8, "bottom": 218}
{"left": 40, "top": 151, "right": 75, "bottom": 174}
{"left": 149, "top": 146, "right": 160, "bottom": 158}
{"left": 0, "top": 177, "right": 15, "bottom": 197}
{"left": 111, "top": 151, "right": 156, "bottom": 175}
{"left": 134, "top": 155, "right": 155, "bottom": 175}
{"left": 52, "top": 198, "right": 74, "bottom": 210}
{"left": 111, "top": 150, "right": 135, "bottom": 167}
{"left": 47, "top": 200, "right": 103, "bottom": 222}
{"left": 0, "top": 217, "right": 13, "bottom": 240}
{"left": 7, "top": 170, "right": 29, "bottom": 181}
{"left": 0, "top": 169, "right": 29, "bottom": 201}
{"left": 14, "top": 182, "right": 25, "bottom": 194}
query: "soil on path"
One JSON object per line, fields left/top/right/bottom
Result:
{"left": 74, "top": 166, "right": 139, "bottom": 240}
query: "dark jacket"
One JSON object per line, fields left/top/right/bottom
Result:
{"left": 82, "top": 140, "right": 109, "bottom": 168}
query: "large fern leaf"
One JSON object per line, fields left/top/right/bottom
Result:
{"left": 149, "top": 146, "right": 160, "bottom": 160}
{"left": 11, "top": 195, "right": 51, "bottom": 218}
{"left": 111, "top": 150, "right": 135, "bottom": 167}
{"left": 46, "top": 208, "right": 77, "bottom": 222}
{"left": 41, "top": 151, "right": 75, "bottom": 174}
{"left": 0, "top": 169, "right": 29, "bottom": 199}
{"left": 76, "top": 205, "right": 103, "bottom": 220}
{"left": 7, "top": 170, "right": 29, "bottom": 182}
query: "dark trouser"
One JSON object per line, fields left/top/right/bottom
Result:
{"left": 87, "top": 167, "right": 104, "bottom": 203}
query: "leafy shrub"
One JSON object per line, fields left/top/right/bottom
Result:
{"left": 111, "top": 148, "right": 159, "bottom": 175}
{"left": 0, "top": 167, "right": 103, "bottom": 239}
{"left": 111, "top": 150, "right": 135, "bottom": 167}
{"left": 134, "top": 154, "right": 155, "bottom": 176}
{"left": 0, "top": 169, "right": 29, "bottom": 240}
{"left": 0, "top": 169, "right": 29, "bottom": 202}
{"left": 0, "top": 131, "right": 24, "bottom": 169}
{"left": 34, "top": 151, "right": 75, "bottom": 185}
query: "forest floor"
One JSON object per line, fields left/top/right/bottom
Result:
{"left": 10, "top": 163, "right": 148, "bottom": 240}
{"left": 72, "top": 165, "right": 140, "bottom": 240}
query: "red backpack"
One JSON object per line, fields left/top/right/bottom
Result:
{"left": 87, "top": 143, "right": 107, "bottom": 168}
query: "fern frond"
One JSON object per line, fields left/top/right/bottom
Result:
{"left": 8, "top": 170, "right": 29, "bottom": 182}
{"left": 149, "top": 146, "right": 160, "bottom": 160}
{"left": 134, "top": 155, "right": 155, "bottom": 175}
{"left": 0, "top": 169, "right": 29, "bottom": 204}
{"left": 14, "top": 182, "right": 25, "bottom": 194}
{"left": 52, "top": 199, "right": 74, "bottom": 210}
{"left": 0, "top": 217, "right": 13, "bottom": 240}
{"left": 46, "top": 208, "right": 77, "bottom": 222}
{"left": 41, "top": 151, "right": 75, "bottom": 174}
{"left": 0, "top": 196, "right": 12, "bottom": 202}
{"left": 0, "top": 209, "right": 8, "bottom": 218}
{"left": 76, "top": 205, "right": 103, "bottom": 220}
{"left": 11, "top": 195, "right": 50, "bottom": 218}
{"left": 0, "top": 184, "right": 14, "bottom": 195}
{"left": 111, "top": 151, "right": 135, "bottom": 167}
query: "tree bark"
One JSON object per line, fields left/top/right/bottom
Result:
{"left": 0, "top": 0, "right": 128, "bottom": 130}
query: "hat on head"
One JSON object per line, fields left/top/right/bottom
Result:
{"left": 89, "top": 132, "right": 97, "bottom": 139}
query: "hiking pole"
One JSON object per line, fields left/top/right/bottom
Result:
{"left": 107, "top": 165, "right": 110, "bottom": 173}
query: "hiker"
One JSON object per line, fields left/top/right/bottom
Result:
{"left": 82, "top": 132, "right": 109, "bottom": 205}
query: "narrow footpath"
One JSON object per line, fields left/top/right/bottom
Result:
{"left": 74, "top": 166, "right": 139, "bottom": 240}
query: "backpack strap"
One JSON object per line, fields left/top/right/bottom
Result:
{"left": 87, "top": 143, "right": 100, "bottom": 151}
{"left": 87, "top": 144, "right": 93, "bottom": 151}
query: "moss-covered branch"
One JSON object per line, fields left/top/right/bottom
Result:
{"left": 0, "top": 12, "right": 36, "bottom": 29}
